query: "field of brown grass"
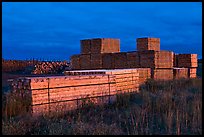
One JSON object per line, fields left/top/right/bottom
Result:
{"left": 2, "top": 78, "right": 202, "bottom": 135}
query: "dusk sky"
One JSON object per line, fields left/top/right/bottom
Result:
{"left": 2, "top": 2, "right": 202, "bottom": 61}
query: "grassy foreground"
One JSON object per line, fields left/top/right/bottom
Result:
{"left": 2, "top": 78, "right": 202, "bottom": 135}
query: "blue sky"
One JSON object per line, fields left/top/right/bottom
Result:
{"left": 2, "top": 2, "right": 202, "bottom": 61}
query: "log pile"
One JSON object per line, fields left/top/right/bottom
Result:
{"left": 32, "top": 61, "right": 69, "bottom": 74}
{"left": 2, "top": 59, "right": 39, "bottom": 72}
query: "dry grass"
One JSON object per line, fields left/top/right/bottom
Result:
{"left": 2, "top": 78, "right": 202, "bottom": 135}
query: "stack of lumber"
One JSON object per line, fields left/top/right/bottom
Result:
{"left": 173, "top": 53, "right": 178, "bottom": 67}
{"left": 80, "top": 39, "right": 91, "bottom": 54}
{"left": 173, "top": 68, "right": 188, "bottom": 79}
{"left": 102, "top": 53, "right": 115, "bottom": 69}
{"left": 80, "top": 54, "right": 91, "bottom": 70}
{"left": 113, "top": 52, "right": 128, "bottom": 69}
{"left": 11, "top": 74, "right": 116, "bottom": 115}
{"left": 127, "top": 51, "right": 140, "bottom": 68}
{"left": 70, "top": 55, "right": 81, "bottom": 70}
{"left": 104, "top": 69, "right": 139, "bottom": 93}
{"left": 32, "top": 61, "right": 69, "bottom": 74}
{"left": 188, "top": 68, "right": 197, "bottom": 78}
{"left": 154, "top": 51, "right": 174, "bottom": 68}
{"left": 151, "top": 69, "right": 173, "bottom": 80}
{"left": 136, "top": 37, "right": 160, "bottom": 51}
{"left": 80, "top": 38, "right": 120, "bottom": 54}
{"left": 64, "top": 68, "right": 150, "bottom": 91}
{"left": 139, "top": 50, "right": 173, "bottom": 69}
{"left": 176, "top": 54, "right": 197, "bottom": 78}
{"left": 64, "top": 68, "right": 150, "bottom": 86}
{"left": 90, "top": 54, "right": 103, "bottom": 69}
{"left": 136, "top": 68, "right": 151, "bottom": 85}
{"left": 139, "top": 50, "right": 155, "bottom": 68}
{"left": 177, "top": 54, "right": 197, "bottom": 68}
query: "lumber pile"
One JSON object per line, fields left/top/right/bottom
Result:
{"left": 102, "top": 53, "right": 115, "bottom": 69}
{"left": 80, "top": 54, "right": 91, "bottom": 70}
{"left": 64, "top": 68, "right": 150, "bottom": 90}
{"left": 90, "top": 54, "right": 103, "bottom": 69}
{"left": 136, "top": 68, "right": 151, "bottom": 85}
{"left": 64, "top": 69, "right": 139, "bottom": 93}
{"left": 80, "top": 38, "right": 120, "bottom": 54}
{"left": 151, "top": 69, "right": 173, "bottom": 80}
{"left": 102, "top": 69, "right": 139, "bottom": 93}
{"left": 173, "top": 53, "right": 178, "bottom": 67}
{"left": 188, "top": 68, "right": 197, "bottom": 78}
{"left": 70, "top": 55, "right": 80, "bottom": 70}
{"left": 127, "top": 51, "right": 140, "bottom": 68}
{"left": 177, "top": 54, "right": 197, "bottom": 68}
{"left": 32, "top": 61, "right": 69, "bottom": 74}
{"left": 113, "top": 52, "right": 128, "bottom": 69}
{"left": 174, "top": 54, "right": 197, "bottom": 78}
{"left": 11, "top": 74, "right": 117, "bottom": 115}
{"left": 139, "top": 50, "right": 174, "bottom": 69}
{"left": 136, "top": 37, "right": 160, "bottom": 51}
{"left": 173, "top": 68, "right": 188, "bottom": 79}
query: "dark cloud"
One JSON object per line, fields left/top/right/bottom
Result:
{"left": 2, "top": 2, "right": 202, "bottom": 60}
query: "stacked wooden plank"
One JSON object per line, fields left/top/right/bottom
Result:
{"left": 113, "top": 52, "right": 128, "bottom": 69}
{"left": 90, "top": 54, "right": 103, "bottom": 69}
{"left": 139, "top": 50, "right": 155, "bottom": 68}
{"left": 136, "top": 68, "right": 151, "bottom": 85}
{"left": 64, "top": 68, "right": 151, "bottom": 86}
{"left": 70, "top": 55, "right": 81, "bottom": 70}
{"left": 80, "top": 54, "right": 91, "bottom": 70}
{"left": 127, "top": 51, "right": 140, "bottom": 68}
{"left": 188, "top": 68, "right": 197, "bottom": 78}
{"left": 154, "top": 51, "right": 174, "bottom": 68}
{"left": 80, "top": 39, "right": 91, "bottom": 54}
{"left": 136, "top": 37, "right": 160, "bottom": 51}
{"left": 80, "top": 38, "right": 120, "bottom": 54}
{"left": 151, "top": 69, "right": 173, "bottom": 80}
{"left": 177, "top": 54, "right": 197, "bottom": 68}
{"left": 176, "top": 54, "right": 197, "bottom": 78}
{"left": 173, "top": 53, "right": 178, "bottom": 67}
{"left": 104, "top": 69, "right": 139, "bottom": 93}
{"left": 173, "top": 68, "right": 188, "bottom": 79}
{"left": 102, "top": 53, "right": 115, "bottom": 69}
{"left": 139, "top": 50, "right": 173, "bottom": 69}
{"left": 71, "top": 37, "right": 197, "bottom": 80}
{"left": 64, "top": 68, "right": 150, "bottom": 92}
{"left": 11, "top": 74, "right": 117, "bottom": 115}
